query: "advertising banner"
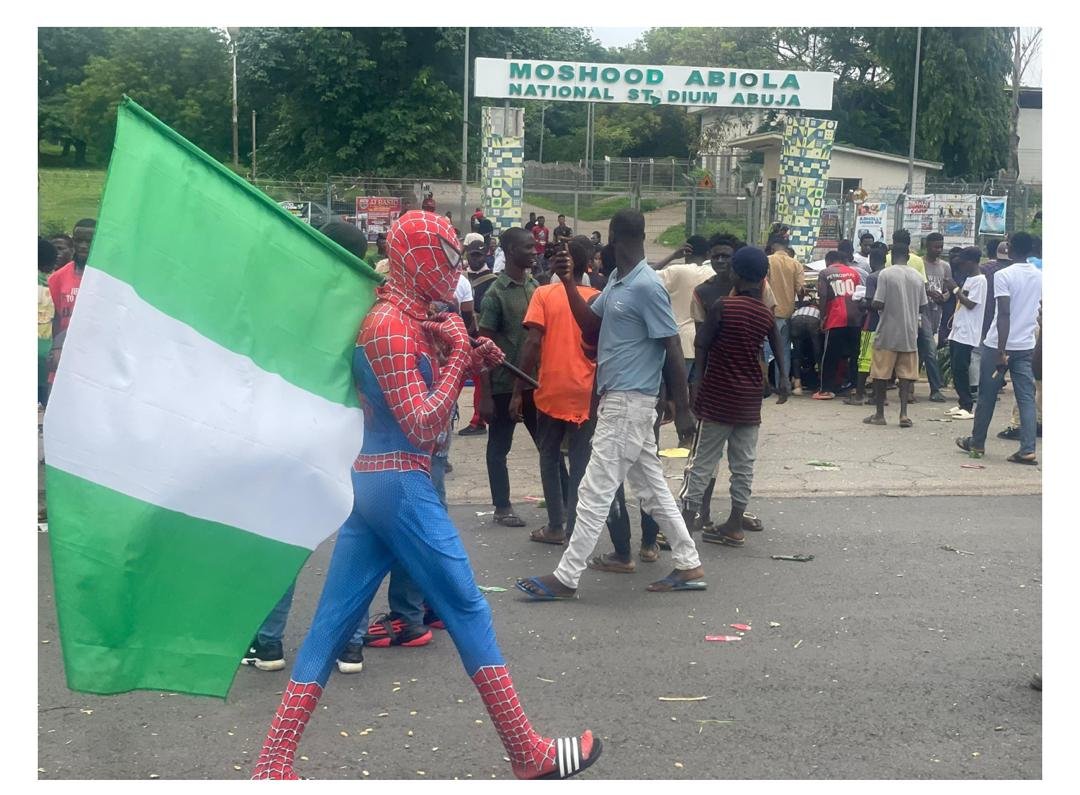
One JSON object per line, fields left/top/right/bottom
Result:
{"left": 354, "top": 197, "right": 403, "bottom": 242}
{"left": 902, "top": 194, "right": 934, "bottom": 236}
{"left": 776, "top": 117, "right": 837, "bottom": 260}
{"left": 481, "top": 106, "right": 525, "bottom": 233}
{"left": 935, "top": 194, "right": 977, "bottom": 247}
{"left": 854, "top": 201, "right": 889, "bottom": 244}
{"left": 474, "top": 58, "right": 836, "bottom": 110}
{"left": 978, "top": 196, "right": 1008, "bottom": 236}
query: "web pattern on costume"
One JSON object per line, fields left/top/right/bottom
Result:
{"left": 473, "top": 665, "right": 557, "bottom": 777}
{"left": 251, "top": 680, "right": 322, "bottom": 780}
{"left": 252, "top": 212, "right": 584, "bottom": 781}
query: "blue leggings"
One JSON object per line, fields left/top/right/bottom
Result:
{"left": 291, "top": 469, "right": 503, "bottom": 686}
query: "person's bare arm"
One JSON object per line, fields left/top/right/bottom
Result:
{"left": 766, "top": 322, "right": 788, "bottom": 403}
{"left": 652, "top": 244, "right": 691, "bottom": 271}
{"left": 553, "top": 250, "right": 602, "bottom": 338}
{"left": 662, "top": 335, "right": 694, "bottom": 445}
{"left": 994, "top": 295, "right": 1012, "bottom": 368}
{"left": 510, "top": 326, "right": 543, "bottom": 420}
{"left": 956, "top": 288, "right": 977, "bottom": 310}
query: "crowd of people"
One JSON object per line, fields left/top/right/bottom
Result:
{"left": 36, "top": 196, "right": 1043, "bottom": 777}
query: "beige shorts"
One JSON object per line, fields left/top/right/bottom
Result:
{"left": 870, "top": 348, "right": 919, "bottom": 381}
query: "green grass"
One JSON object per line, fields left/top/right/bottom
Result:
{"left": 657, "top": 220, "right": 747, "bottom": 247}
{"left": 525, "top": 193, "right": 668, "bottom": 223}
{"left": 39, "top": 168, "right": 107, "bottom": 236}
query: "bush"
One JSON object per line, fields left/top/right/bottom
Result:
{"left": 525, "top": 193, "right": 668, "bottom": 223}
{"left": 657, "top": 220, "right": 747, "bottom": 247}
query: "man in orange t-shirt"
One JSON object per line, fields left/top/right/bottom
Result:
{"left": 511, "top": 236, "right": 598, "bottom": 546}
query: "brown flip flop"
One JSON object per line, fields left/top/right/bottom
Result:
{"left": 587, "top": 553, "right": 636, "bottom": 573}
{"left": 529, "top": 526, "right": 567, "bottom": 545}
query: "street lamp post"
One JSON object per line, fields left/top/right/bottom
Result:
{"left": 227, "top": 27, "right": 240, "bottom": 170}
{"left": 905, "top": 27, "right": 923, "bottom": 194}
{"left": 458, "top": 27, "right": 470, "bottom": 232}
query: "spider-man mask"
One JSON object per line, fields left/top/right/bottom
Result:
{"left": 386, "top": 211, "right": 462, "bottom": 305}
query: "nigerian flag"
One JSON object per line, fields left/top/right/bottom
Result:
{"left": 43, "top": 98, "right": 379, "bottom": 698}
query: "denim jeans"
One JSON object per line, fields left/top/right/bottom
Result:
{"left": 257, "top": 582, "right": 297, "bottom": 646}
{"left": 917, "top": 326, "right": 944, "bottom": 393}
{"left": 971, "top": 345, "right": 1038, "bottom": 455}
{"left": 949, "top": 341, "right": 974, "bottom": 412}
{"left": 773, "top": 317, "right": 792, "bottom": 388}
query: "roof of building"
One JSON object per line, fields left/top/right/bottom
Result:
{"left": 725, "top": 131, "right": 943, "bottom": 171}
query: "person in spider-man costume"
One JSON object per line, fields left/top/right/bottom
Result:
{"left": 252, "top": 211, "right": 602, "bottom": 780}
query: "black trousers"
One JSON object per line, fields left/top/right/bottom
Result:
{"left": 486, "top": 391, "right": 539, "bottom": 510}
{"left": 949, "top": 340, "right": 974, "bottom": 411}
{"left": 820, "top": 326, "right": 860, "bottom": 393}
{"left": 536, "top": 409, "right": 586, "bottom": 532}
{"left": 790, "top": 315, "right": 823, "bottom": 390}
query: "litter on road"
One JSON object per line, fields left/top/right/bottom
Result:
{"left": 705, "top": 635, "right": 742, "bottom": 642}
{"left": 658, "top": 696, "right": 709, "bottom": 702}
{"left": 770, "top": 554, "right": 815, "bottom": 562}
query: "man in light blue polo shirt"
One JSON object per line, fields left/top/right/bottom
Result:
{"left": 516, "top": 210, "right": 706, "bottom": 599}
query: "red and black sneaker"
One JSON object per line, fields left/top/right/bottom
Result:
{"left": 362, "top": 613, "right": 433, "bottom": 648}
{"left": 423, "top": 606, "right": 446, "bottom": 630}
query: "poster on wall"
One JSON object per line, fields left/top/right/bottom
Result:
{"left": 481, "top": 106, "right": 525, "bottom": 233}
{"left": 355, "top": 197, "right": 402, "bottom": 242}
{"left": 816, "top": 207, "right": 841, "bottom": 248}
{"left": 776, "top": 116, "right": 837, "bottom": 260}
{"left": 934, "top": 194, "right": 977, "bottom": 247}
{"left": 854, "top": 201, "right": 889, "bottom": 244}
{"left": 978, "top": 196, "right": 1008, "bottom": 235}
{"left": 902, "top": 195, "right": 934, "bottom": 237}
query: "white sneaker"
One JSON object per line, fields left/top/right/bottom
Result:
{"left": 951, "top": 409, "right": 975, "bottom": 420}
{"left": 945, "top": 406, "right": 963, "bottom": 416}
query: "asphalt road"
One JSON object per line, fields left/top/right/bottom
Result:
{"left": 38, "top": 496, "right": 1041, "bottom": 780}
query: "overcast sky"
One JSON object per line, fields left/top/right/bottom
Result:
{"left": 590, "top": 27, "right": 1041, "bottom": 86}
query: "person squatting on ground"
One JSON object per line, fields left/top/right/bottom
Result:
{"left": 680, "top": 247, "right": 788, "bottom": 548}
{"left": 515, "top": 210, "right": 705, "bottom": 599}
{"left": 251, "top": 211, "right": 601, "bottom": 780}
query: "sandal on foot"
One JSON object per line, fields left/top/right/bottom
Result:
{"left": 639, "top": 544, "right": 660, "bottom": 562}
{"left": 494, "top": 512, "right": 527, "bottom": 528}
{"left": 529, "top": 526, "right": 567, "bottom": 545}
{"left": 1007, "top": 452, "right": 1039, "bottom": 466}
{"left": 515, "top": 576, "right": 576, "bottom": 601}
{"left": 646, "top": 573, "right": 707, "bottom": 592}
{"left": 899, "top": 417, "right": 913, "bottom": 428}
{"left": 741, "top": 513, "right": 764, "bottom": 531}
{"left": 655, "top": 532, "right": 672, "bottom": 551}
{"left": 587, "top": 553, "right": 636, "bottom": 573}
{"left": 843, "top": 395, "right": 864, "bottom": 406}
{"left": 529, "top": 733, "right": 603, "bottom": 780}
{"left": 812, "top": 391, "right": 835, "bottom": 400}
{"left": 955, "top": 437, "right": 984, "bottom": 457}
{"left": 863, "top": 415, "right": 887, "bottom": 425}
{"left": 702, "top": 528, "right": 745, "bottom": 546}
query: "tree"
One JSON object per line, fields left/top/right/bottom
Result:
{"left": 1008, "top": 27, "right": 1041, "bottom": 179}
{"left": 40, "top": 28, "right": 233, "bottom": 166}
{"left": 870, "top": 27, "right": 1012, "bottom": 179}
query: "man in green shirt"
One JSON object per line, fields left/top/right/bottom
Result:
{"left": 478, "top": 227, "right": 546, "bottom": 527}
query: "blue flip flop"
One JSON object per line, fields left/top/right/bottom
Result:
{"left": 646, "top": 573, "right": 707, "bottom": 593}
{"left": 515, "top": 576, "right": 577, "bottom": 601}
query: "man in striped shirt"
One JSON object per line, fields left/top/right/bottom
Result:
{"left": 680, "top": 247, "right": 788, "bottom": 547}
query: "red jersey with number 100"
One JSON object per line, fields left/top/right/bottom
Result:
{"left": 818, "top": 264, "right": 864, "bottom": 330}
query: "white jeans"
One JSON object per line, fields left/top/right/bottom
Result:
{"left": 554, "top": 390, "right": 702, "bottom": 589}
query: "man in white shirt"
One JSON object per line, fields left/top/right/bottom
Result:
{"left": 956, "top": 232, "right": 1042, "bottom": 463}
{"left": 944, "top": 247, "right": 985, "bottom": 419}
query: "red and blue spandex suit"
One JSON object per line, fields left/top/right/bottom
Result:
{"left": 252, "top": 211, "right": 600, "bottom": 780}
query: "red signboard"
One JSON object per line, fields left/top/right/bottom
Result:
{"left": 355, "top": 197, "right": 403, "bottom": 241}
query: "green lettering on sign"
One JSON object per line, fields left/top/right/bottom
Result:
{"left": 781, "top": 74, "right": 800, "bottom": 89}
{"left": 685, "top": 70, "right": 704, "bottom": 86}
{"left": 509, "top": 63, "right": 531, "bottom": 80}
